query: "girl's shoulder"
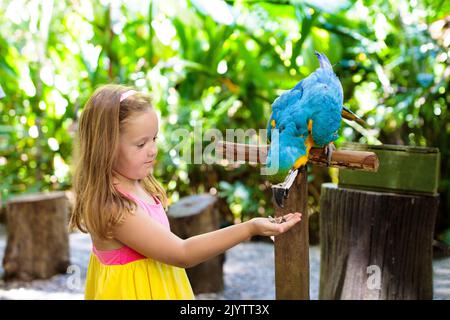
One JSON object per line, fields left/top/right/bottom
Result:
{"left": 118, "top": 185, "right": 159, "bottom": 206}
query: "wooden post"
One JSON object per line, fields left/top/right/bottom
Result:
{"left": 215, "top": 141, "right": 378, "bottom": 299}
{"left": 3, "top": 191, "right": 70, "bottom": 281}
{"left": 320, "top": 184, "right": 438, "bottom": 299}
{"left": 274, "top": 168, "right": 309, "bottom": 299}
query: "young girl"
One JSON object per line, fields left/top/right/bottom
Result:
{"left": 69, "top": 84, "right": 302, "bottom": 300}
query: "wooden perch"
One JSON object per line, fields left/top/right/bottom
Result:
{"left": 216, "top": 141, "right": 379, "bottom": 172}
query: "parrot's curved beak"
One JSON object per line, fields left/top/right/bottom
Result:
{"left": 342, "top": 106, "right": 367, "bottom": 127}
{"left": 272, "top": 184, "right": 289, "bottom": 208}
{"left": 271, "top": 168, "right": 301, "bottom": 208}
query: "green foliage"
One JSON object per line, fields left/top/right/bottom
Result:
{"left": 0, "top": 0, "right": 449, "bottom": 237}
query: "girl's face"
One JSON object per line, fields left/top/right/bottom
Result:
{"left": 114, "top": 108, "right": 159, "bottom": 181}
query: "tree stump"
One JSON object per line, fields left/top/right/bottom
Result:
{"left": 167, "top": 194, "right": 224, "bottom": 294}
{"left": 3, "top": 191, "right": 70, "bottom": 281}
{"left": 319, "top": 183, "right": 438, "bottom": 299}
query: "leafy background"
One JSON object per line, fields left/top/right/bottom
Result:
{"left": 0, "top": 0, "right": 449, "bottom": 244}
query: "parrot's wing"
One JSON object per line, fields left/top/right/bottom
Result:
{"left": 292, "top": 79, "right": 304, "bottom": 93}
{"left": 341, "top": 106, "right": 367, "bottom": 127}
{"left": 268, "top": 79, "right": 304, "bottom": 142}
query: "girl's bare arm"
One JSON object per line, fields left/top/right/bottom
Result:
{"left": 113, "top": 206, "right": 301, "bottom": 268}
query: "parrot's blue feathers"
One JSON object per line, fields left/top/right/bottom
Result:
{"left": 265, "top": 52, "right": 344, "bottom": 181}
{"left": 292, "top": 79, "right": 304, "bottom": 93}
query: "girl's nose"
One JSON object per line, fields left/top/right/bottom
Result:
{"left": 148, "top": 143, "right": 157, "bottom": 157}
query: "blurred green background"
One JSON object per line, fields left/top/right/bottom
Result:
{"left": 0, "top": 0, "right": 449, "bottom": 244}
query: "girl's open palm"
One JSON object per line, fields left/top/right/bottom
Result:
{"left": 249, "top": 212, "right": 302, "bottom": 237}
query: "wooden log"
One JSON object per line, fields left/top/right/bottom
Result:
{"left": 216, "top": 141, "right": 379, "bottom": 171}
{"left": 319, "top": 183, "right": 438, "bottom": 299}
{"left": 339, "top": 143, "right": 440, "bottom": 195}
{"left": 275, "top": 168, "right": 309, "bottom": 299}
{"left": 167, "top": 194, "right": 224, "bottom": 294}
{"left": 3, "top": 191, "right": 70, "bottom": 281}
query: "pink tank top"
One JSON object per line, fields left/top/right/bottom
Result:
{"left": 92, "top": 188, "right": 170, "bottom": 265}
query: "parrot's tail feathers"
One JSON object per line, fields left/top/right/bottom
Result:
{"left": 355, "top": 117, "right": 368, "bottom": 127}
{"left": 342, "top": 106, "right": 368, "bottom": 127}
{"left": 315, "top": 51, "right": 332, "bottom": 70}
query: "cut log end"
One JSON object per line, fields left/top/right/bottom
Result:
{"left": 168, "top": 194, "right": 217, "bottom": 218}
{"left": 7, "top": 191, "right": 68, "bottom": 204}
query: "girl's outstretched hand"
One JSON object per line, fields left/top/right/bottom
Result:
{"left": 249, "top": 212, "right": 302, "bottom": 237}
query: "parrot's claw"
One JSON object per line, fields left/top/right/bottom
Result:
{"left": 324, "top": 142, "right": 336, "bottom": 167}
{"left": 271, "top": 168, "right": 300, "bottom": 208}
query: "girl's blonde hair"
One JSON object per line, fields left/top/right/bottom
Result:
{"left": 69, "top": 84, "right": 167, "bottom": 240}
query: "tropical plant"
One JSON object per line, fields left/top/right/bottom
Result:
{"left": 0, "top": 0, "right": 449, "bottom": 242}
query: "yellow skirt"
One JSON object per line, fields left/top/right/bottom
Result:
{"left": 84, "top": 253, "right": 195, "bottom": 300}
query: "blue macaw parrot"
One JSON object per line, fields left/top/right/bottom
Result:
{"left": 266, "top": 52, "right": 366, "bottom": 207}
